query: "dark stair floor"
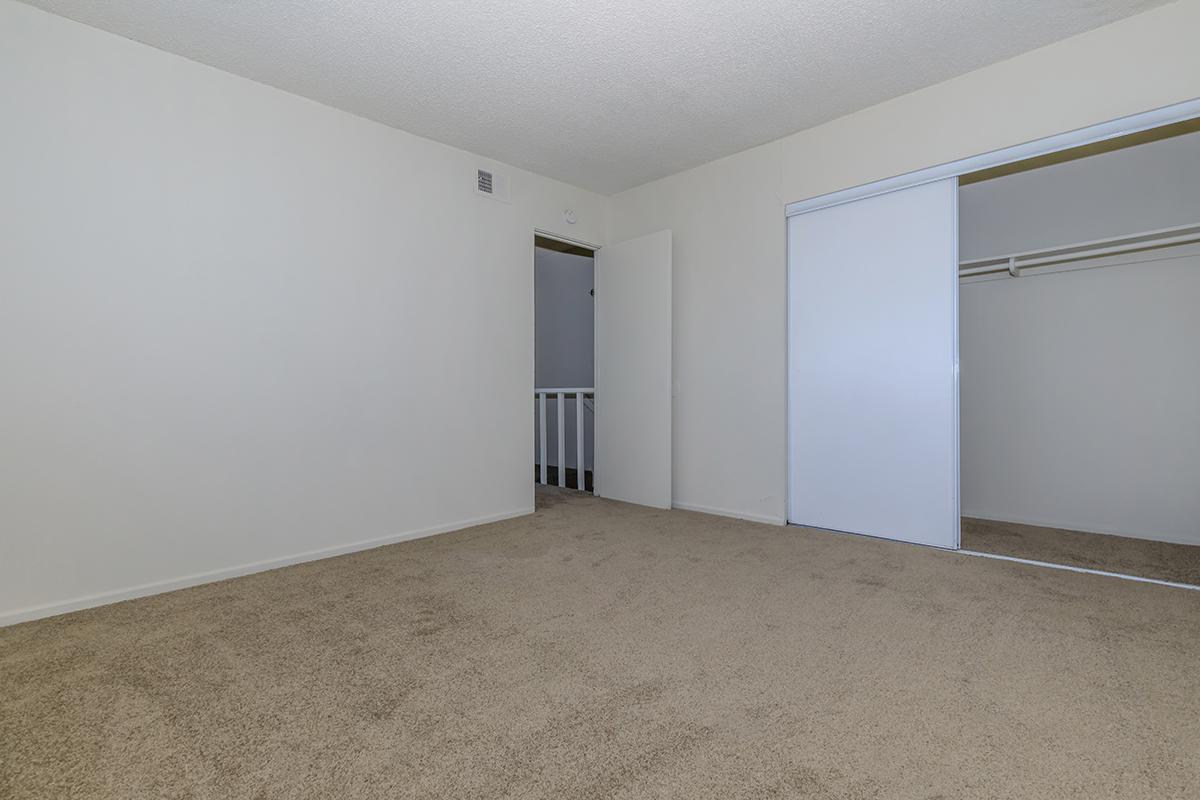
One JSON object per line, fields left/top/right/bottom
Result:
{"left": 535, "top": 465, "right": 593, "bottom": 493}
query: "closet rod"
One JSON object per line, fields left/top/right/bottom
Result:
{"left": 959, "top": 222, "right": 1200, "bottom": 278}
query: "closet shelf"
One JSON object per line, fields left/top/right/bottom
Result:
{"left": 959, "top": 222, "right": 1200, "bottom": 278}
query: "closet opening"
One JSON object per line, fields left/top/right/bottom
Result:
{"left": 956, "top": 117, "right": 1200, "bottom": 585}
{"left": 533, "top": 234, "right": 595, "bottom": 493}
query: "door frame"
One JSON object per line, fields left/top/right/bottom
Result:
{"left": 534, "top": 229, "right": 601, "bottom": 252}
{"left": 532, "top": 229, "right": 600, "bottom": 492}
{"left": 783, "top": 97, "right": 1200, "bottom": 543}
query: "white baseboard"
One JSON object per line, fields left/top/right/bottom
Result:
{"left": 672, "top": 501, "right": 786, "bottom": 527}
{"left": 0, "top": 507, "right": 534, "bottom": 628}
{"left": 961, "top": 511, "right": 1200, "bottom": 548}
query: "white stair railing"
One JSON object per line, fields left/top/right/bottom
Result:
{"left": 534, "top": 387, "right": 594, "bottom": 490}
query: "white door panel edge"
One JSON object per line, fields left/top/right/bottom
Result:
{"left": 594, "top": 230, "right": 672, "bottom": 509}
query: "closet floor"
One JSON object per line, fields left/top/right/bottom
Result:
{"left": 962, "top": 518, "right": 1200, "bottom": 586}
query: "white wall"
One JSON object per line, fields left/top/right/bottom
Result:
{"left": 534, "top": 247, "right": 594, "bottom": 470}
{"left": 776, "top": 1, "right": 1200, "bottom": 205}
{"left": 607, "top": 0, "right": 1200, "bottom": 527}
{"left": 0, "top": 0, "right": 606, "bottom": 624}
{"left": 959, "top": 133, "right": 1200, "bottom": 544}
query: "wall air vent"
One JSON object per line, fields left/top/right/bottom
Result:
{"left": 475, "top": 167, "right": 511, "bottom": 203}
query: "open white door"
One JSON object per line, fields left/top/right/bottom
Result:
{"left": 787, "top": 179, "right": 959, "bottom": 548}
{"left": 594, "top": 230, "right": 672, "bottom": 508}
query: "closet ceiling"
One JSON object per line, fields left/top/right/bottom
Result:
{"left": 20, "top": 0, "right": 1167, "bottom": 194}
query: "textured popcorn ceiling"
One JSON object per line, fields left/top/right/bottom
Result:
{"left": 21, "top": 0, "right": 1167, "bottom": 194}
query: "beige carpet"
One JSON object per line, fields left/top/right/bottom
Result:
{"left": 3, "top": 488, "right": 1199, "bottom": 799}
{"left": 962, "top": 517, "right": 1200, "bottom": 585}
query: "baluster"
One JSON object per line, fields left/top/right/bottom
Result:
{"left": 538, "top": 392, "right": 547, "bottom": 485}
{"left": 576, "top": 392, "right": 585, "bottom": 490}
{"left": 556, "top": 392, "right": 566, "bottom": 488}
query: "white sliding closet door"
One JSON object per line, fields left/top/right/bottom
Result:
{"left": 787, "top": 178, "right": 959, "bottom": 548}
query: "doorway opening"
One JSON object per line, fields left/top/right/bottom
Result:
{"left": 534, "top": 234, "right": 595, "bottom": 492}
{"left": 957, "top": 118, "right": 1200, "bottom": 586}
